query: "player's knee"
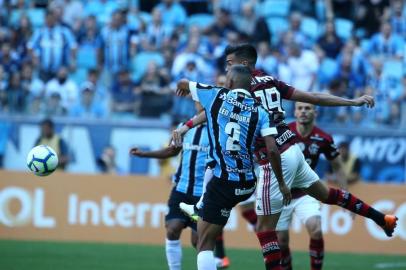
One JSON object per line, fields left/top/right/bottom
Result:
{"left": 306, "top": 217, "right": 322, "bottom": 239}
{"left": 166, "top": 223, "right": 182, "bottom": 240}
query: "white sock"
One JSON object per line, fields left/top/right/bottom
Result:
{"left": 165, "top": 239, "right": 182, "bottom": 270}
{"left": 197, "top": 168, "right": 213, "bottom": 209}
{"left": 197, "top": 250, "right": 216, "bottom": 270}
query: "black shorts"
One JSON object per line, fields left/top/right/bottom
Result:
{"left": 166, "top": 187, "right": 200, "bottom": 231}
{"left": 199, "top": 176, "right": 256, "bottom": 226}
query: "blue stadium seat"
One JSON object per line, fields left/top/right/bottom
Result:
{"left": 28, "top": 8, "right": 45, "bottom": 29}
{"left": 71, "top": 68, "right": 88, "bottom": 85}
{"left": 383, "top": 60, "right": 404, "bottom": 79}
{"left": 76, "top": 46, "right": 98, "bottom": 69}
{"left": 260, "top": 0, "right": 291, "bottom": 17}
{"left": 335, "top": 18, "right": 353, "bottom": 40}
{"left": 187, "top": 13, "right": 214, "bottom": 29}
{"left": 131, "top": 52, "right": 165, "bottom": 82}
{"left": 301, "top": 17, "right": 319, "bottom": 40}
{"left": 266, "top": 17, "right": 289, "bottom": 36}
{"left": 10, "top": 9, "right": 22, "bottom": 26}
{"left": 318, "top": 58, "right": 338, "bottom": 84}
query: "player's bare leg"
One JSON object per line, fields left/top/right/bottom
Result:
{"left": 165, "top": 220, "right": 186, "bottom": 270}
{"left": 197, "top": 219, "right": 223, "bottom": 270}
{"left": 276, "top": 230, "right": 292, "bottom": 270}
{"left": 256, "top": 213, "right": 283, "bottom": 270}
{"left": 305, "top": 181, "right": 398, "bottom": 236}
{"left": 305, "top": 216, "right": 324, "bottom": 270}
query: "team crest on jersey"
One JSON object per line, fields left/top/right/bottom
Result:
{"left": 308, "top": 143, "right": 319, "bottom": 155}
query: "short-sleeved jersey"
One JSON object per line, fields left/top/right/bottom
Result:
{"left": 173, "top": 124, "right": 209, "bottom": 196}
{"left": 190, "top": 82, "right": 277, "bottom": 182}
{"left": 250, "top": 70, "right": 297, "bottom": 162}
{"left": 288, "top": 122, "right": 339, "bottom": 169}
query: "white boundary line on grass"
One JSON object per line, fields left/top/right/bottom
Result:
{"left": 374, "top": 262, "right": 406, "bottom": 269}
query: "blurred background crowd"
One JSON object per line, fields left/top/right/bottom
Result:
{"left": 0, "top": 0, "right": 405, "bottom": 126}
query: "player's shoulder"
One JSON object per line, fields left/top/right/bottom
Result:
{"left": 311, "top": 125, "right": 334, "bottom": 142}
{"left": 287, "top": 121, "right": 297, "bottom": 130}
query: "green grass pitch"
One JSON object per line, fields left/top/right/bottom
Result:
{"left": 0, "top": 240, "right": 405, "bottom": 270}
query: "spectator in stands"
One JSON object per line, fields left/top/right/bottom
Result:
{"left": 384, "top": 0, "right": 406, "bottom": 38}
{"left": 77, "top": 15, "right": 102, "bottom": 69}
{"left": 21, "top": 62, "right": 45, "bottom": 99}
{"left": 368, "top": 21, "right": 404, "bottom": 59}
{"left": 171, "top": 37, "right": 210, "bottom": 80}
{"left": 353, "top": 0, "right": 389, "bottom": 37}
{"left": 10, "top": 14, "right": 32, "bottom": 61}
{"left": 70, "top": 82, "right": 107, "bottom": 118}
{"left": 97, "top": 145, "right": 123, "bottom": 174}
{"left": 6, "top": 72, "right": 26, "bottom": 114}
{"left": 35, "top": 118, "right": 69, "bottom": 170}
{"left": 204, "top": 8, "right": 237, "bottom": 37}
{"left": 28, "top": 9, "right": 77, "bottom": 81}
{"left": 0, "top": 42, "right": 20, "bottom": 77}
{"left": 338, "top": 141, "right": 361, "bottom": 184}
{"left": 44, "top": 92, "right": 67, "bottom": 117}
{"left": 316, "top": 20, "right": 344, "bottom": 59}
{"left": 284, "top": 42, "right": 319, "bottom": 91}
{"left": 100, "top": 10, "right": 138, "bottom": 85}
{"left": 256, "top": 41, "right": 277, "bottom": 75}
{"left": 142, "top": 8, "right": 173, "bottom": 50}
{"left": 336, "top": 52, "right": 364, "bottom": 98}
{"left": 154, "top": 0, "right": 187, "bottom": 27}
{"left": 287, "top": 12, "right": 309, "bottom": 47}
{"left": 139, "top": 61, "right": 172, "bottom": 118}
{"left": 86, "top": 68, "right": 108, "bottom": 102}
{"left": 62, "top": 0, "right": 84, "bottom": 30}
{"left": 111, "top": 69, "right": 140, "bottom": 115}
{"left": 234, "top": 2, "right": 257, "bottom": 39}
{"left": 45, "top": 66, "right": 79, "bottom": 110}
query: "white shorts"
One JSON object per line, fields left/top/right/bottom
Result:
{"left": 276, "top": 195, "right": 321, "bottom": 230}
{"left": 256, "top": 144, "right": 319, "bottom": 215}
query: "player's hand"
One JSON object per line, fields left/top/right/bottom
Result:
{"left": 172, "top": 125, "right": 190, "bottom": 147}
{"left": 176, "top": 79, "right": 190, "bottom": 96}
{"left": 129, "top": 147, "right": 144, "bottom": 157}
{"left": 353, "top": 95, "right": 375, "bottom": 108}
{"left": 278, "top": 182, "right": 292, "bottom": 206}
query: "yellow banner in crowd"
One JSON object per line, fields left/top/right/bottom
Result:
{"left": 0, "top": 171, "right": 405, "bottom": 254}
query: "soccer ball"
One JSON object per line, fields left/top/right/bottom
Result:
{"left": 26, "top": 145, "right": 59, "bottom": 176}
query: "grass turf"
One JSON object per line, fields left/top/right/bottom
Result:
{"left": 0, "top": 240, "right": 405, "bottom": 270}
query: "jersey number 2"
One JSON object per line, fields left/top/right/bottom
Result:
{"left": 225, "top": 122, "right": 241, "bottom": 151}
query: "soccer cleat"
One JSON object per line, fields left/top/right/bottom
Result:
{"left": 215, "top": 257, "right": 230, "bottom": 269}
{"left": 381, "top": 215, "right": 398, "bottom": 237}
{"left": 179, "top": 202, "right": 199, "bottom": 222}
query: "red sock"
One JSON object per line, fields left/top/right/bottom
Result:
{"left": 309, "top": 238, "right": 324, "bottom": 270}
{"left": 280, "top": 248, "right": 292, "bottom": 270}
{"left": 214, "top": 233, "right": 226, "bottom": 259}
{"left": 256, "top": 230, "right": 282, "bottom": 270}
{"left": 242, "top": 208, "right": 257, "bottom": 226}
{"left": 324, "top": 188, "right": 385, "bottom": 226}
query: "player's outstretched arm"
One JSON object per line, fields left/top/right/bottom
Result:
{"left": 129, "top": 146, "right": 181, "bottom": 159}
{"left": 263, "top": 135, "right": 292, "bottom": 206}
{"left": 172, "top": 111, "right": 208, "bottom": 147}
{"left": 290, "top": 89, "right": 375, "bottom": 108}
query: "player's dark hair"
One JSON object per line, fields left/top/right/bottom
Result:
{"left": 229, "top": 64, "right": 252, "bottom": 90}
{"left": 224, "top": 44, "right": 258, "bottom": 66}
{"left": 41, "top": 118, "right": 54, "bottom": 129}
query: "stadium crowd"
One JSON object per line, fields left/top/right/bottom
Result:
{"left": 0, "top": 0, "right": 405, "bottom": 127}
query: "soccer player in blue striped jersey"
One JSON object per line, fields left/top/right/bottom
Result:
{"left": 130, "top": 105, "right": 210, "bottom": 270}
{"left": 176, "top": 65, "right": 291, "bottom": 270}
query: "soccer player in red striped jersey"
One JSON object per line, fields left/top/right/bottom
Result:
{"left": 174, "top": 44, "right": 398, "bottom": 270}
{"left": 276, "top": 102, "right": 347, "bottom": 270}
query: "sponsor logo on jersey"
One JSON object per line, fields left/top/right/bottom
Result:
{"left": 219, "top": 93, "right": 257, "bottom": 112}
{"left": 220, "top": 208, "right": 231, "bottom": 217}
{"left": 226, "top": 166, "right": 252, "bottom": 174}
{"left": 183, "top": 143, "right": 209, "bottom": 152}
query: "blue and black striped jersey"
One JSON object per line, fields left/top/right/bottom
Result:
{"left": 189, "top": 82, "right": 277, "bottom": 182}
{"left": 173, "top": 124, "right": 209, "bottom": 196}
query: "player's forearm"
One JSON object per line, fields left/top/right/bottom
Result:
{"left": 266, "top": 145, "right": 284, "bottom": 184}
{"left": 137, "top": 147, "right": 180, "bottom": 159}
{"left": 190, "top": 110, "right": 207, "bottom": 127}
{"left": 308, "top": 92, "right": 356, "bottom": 106}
